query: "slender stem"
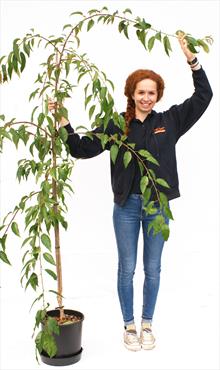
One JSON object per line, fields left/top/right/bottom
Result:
{"left": 38, "top": 232, "right": 46, "bottom": 309}
{"left": 119, "top": 140, "right": 161, "bottom": 202}
{"left": 51, "top": 50, "right": 64, "bottom": 320}
{"left": 51, "top": 134, "right": 64, "bottom": 319}
{"left": 59, "top": 11, "right": 178, "bottom": 76}
{"left": 4, "top": 121, "right": 52, "bottom": 138}
{"left": 79, "top": 130, "right": 161, "bottom": 203}
{"left": 68, "top": 12, "right": 179, "bottom": 41}
{"left": 2, "top": 191, "right": 39, "bottom": 237}
{"left": 3, "top": 208, "right": 20, "bottom": 236}
{"left": 18, "top": 34, "right": 61, "bottom": 55}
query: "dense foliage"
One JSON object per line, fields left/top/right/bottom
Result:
{"left": 0, "top": 6, "right": 213, "bottom": 360}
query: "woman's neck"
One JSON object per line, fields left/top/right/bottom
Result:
{"left": 135, "top": 111, "right": 151, "bottom": 123}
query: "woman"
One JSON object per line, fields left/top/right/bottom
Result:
{"left": 48, "top": 37, "right": 212, "bottom": 351}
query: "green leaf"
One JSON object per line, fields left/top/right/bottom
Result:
{"left": 10, "top": 128, "right": 19, "bottom": 148}
{"left": 28, "top": 272, "right": 38, "bottom": 291}
{"left": 100, "top": 86, "right": 107, "bottom": 100}
{"left": 134, "top": 19, "right": 151, "bottom": 30}
{"left": 147, "top": 214, "right": 165, "bottom": 236}
{"left": 87, "top": 19, "right": 95, "bottom": 31}
{"left": 23, "top": 41, "right": 31, "bottom": 57}
{"left": 38, "top": 113, "right": 45, "bottom": 125}
{"left": 155, "top": 31, "right": 161, "bottom": 41}
{"left": 163, "top": 35, "right": 172, "bottom": 56}
{"left": 75, "top": 125, "right": 88, "bottom": 131}
{"left": 123, "top": 151, "right": 132, "bottom": 168}
{"left": 0, "top": 251, "right": 11, "bottom": 265}
{"left": 161, "top": 223, "right": 170, "bottom": 241}
{"left": 29, "top": 88, "right": 40, "bottom": 101}
{"left": 43, "top": 252, "right": 56, "bottom": 266}
{"left": 13, "top": 38, "right": 20, "bottom": 61}
{"left": 138, "top": 149, "right": 159, "bottom": 165}
{"left": 18, "top": 125, "right": 29, "bottom": 145}
{"left": 89, "top": 105, "right": 95, "bottom": 120}
{"left": 49, "top": 289, "right": 64, "bottom": 298}
{"left": 88, "top": 9, "right": 99, "bottom": 15}
{"left": 197, "top": 39, "right": 209, "bottom": 53}
{"left": 11, "top": 221, "right": 20, "bottom": 237}
{"left": 0, "top": 114, "right": 5, "bottom": 121}
{"left": 159, "top": 191, "right": 168, "bottom": 206}
{"left": 156, "top": 178, "right": 170, "bottom": 188}
{"left": 0, "top": 55, "right": 6, "bottom": 64}
{"left": 185, "top": 35, "right": 198, "bottom": 46}
{"left": 42, "top": 331, "right": 57, "bottom": 358}
{"left": 100, "top": 134, "right": 109, "bottom": 150}
{"left": 186, "top": 43, "right": 198, "bottom": 54}
{"left": 164, "top": 205, "right": 174, "bottom": 220}
{"left": 35, "top": 331, "right": 43, "bottom": 354}
{"left": 20, "top": 52, "right": 26, "bottom": 72}
{"left": 140, "top": 176, "right": 149, "bottom": 194}
{"left": 149, "top": 169, "right": 156, "bottom": 180}
{"left": 65, "top": 61, "right": 70, "bottom": 77}
{"left": 110, "top": 144, "right": 119, "bottom": 164}
{"left": 136, "top": 29, "right": 147, "bottom": 49}
{"left": 123, "top": 8, "right": 132, "bottom": 14}
{"left": 70, "top": 11, "right": 84, "bottom": 16}
{"left": 63, "top": 23, "right": 72, "bottom": 30}
{"left": 106, "top": 78, "right": 114, "bottom": 91}
{"left": 123, "top": 24, "right": 129, "bottom": 39}
{"left": 138, "top": 161, "right": 144, "bottom": 176}
{"left": 35, "top": 309, "right": 47, "bottom": 327}
{"left": 54, "top": 67, "right": 61, "bottom": 81}
{"left": 30, "top": 293, "right": 44, "bottom": 312}
{"left": 47, "top": 317, "right": 60, "bottom": 335}
{"left": 148, "top": 36, "right": 155, "bottom": 51}
{"left": 118, "top": 20, "right": 125, "bottom": 33}
{"left": 118, "top": 115, "right": 126, "bottom": 131}
{"left": 0, "top": 234, "right": 7, "bottom": 251}
{"left": 143, "top": 187, "right": 151, "bottom": 206}
{"left": 41, "top": 234, "right": 51, "bottom": 250}
{"left": 147, "top": 155, "right": 159, "bottom": 166}
{"left": 145, "top": 201, "right": 158, "bottom": 215}
{"left": 45, "top": 269, "right": 57, "bottom": 280}
{"left": 31, "top": 106, "right": 39, "bottom": 121}
{"left": 85, "top": 94, "right": 93, "bottom": 109}
{"left": 2, "top": 64, "right": 8, "bottom": 82}
{"left": 1, "top": 129, "right": 11, "bottom": 141}
{"left": 58, "top": 127, "right": 68, "bottom": 142}
{"left": 12, "top": 54, "right": 19, "bottom": 74}
{"left": 138, "top": 149, "right": 151, "bottom": 158}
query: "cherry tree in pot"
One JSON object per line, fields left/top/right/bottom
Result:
{"left": 0, "top": 5, "right": 212, "bottom": 366}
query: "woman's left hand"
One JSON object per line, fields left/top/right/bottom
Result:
{"left": 177, "top": 32, "right": 196, "bottom": 63}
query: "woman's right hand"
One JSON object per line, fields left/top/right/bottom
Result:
{"left": 48, "top": 98, "right": 57, "bottom": 114}
{"left": 176, "top": 31, "right": 195, "bottom": 63}
{"left": 48, "top": 98, "right": 69, "bottom": 127}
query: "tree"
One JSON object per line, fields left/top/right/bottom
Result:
{"left": 0, "top": 5, "right": 213, "bottom": 361}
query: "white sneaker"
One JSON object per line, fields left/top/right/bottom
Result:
{"left": 140, "top": 323, "right": 156, "bottom": 350}
{"left": 124, "top": 328, "right": 141, "bottom": 351}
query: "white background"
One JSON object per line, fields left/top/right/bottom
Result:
{"left": 0, "top": 0, "right": 219, "bottom": 369}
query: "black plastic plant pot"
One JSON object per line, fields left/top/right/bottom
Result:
{"left": 40, "top": 309, "right": 84, "bottom": 366}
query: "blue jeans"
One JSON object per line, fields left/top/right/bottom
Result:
{"left": 113, "top": 194, "right": 169, "bottom": 326}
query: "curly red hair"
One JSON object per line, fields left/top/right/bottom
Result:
{"left": 124, "top": 69, "right": 165, "bottom": 134}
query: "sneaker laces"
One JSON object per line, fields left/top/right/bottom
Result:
{"left": 125, "top": 329, "right": 139, "bottom": 344}
{"left": 142, "top": 327, "right": 154, "bottom": 342}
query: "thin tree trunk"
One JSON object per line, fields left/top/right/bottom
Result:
{"left": 52, "top": 136, "right": 64, "bottom": 320}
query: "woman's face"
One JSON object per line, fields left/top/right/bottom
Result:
{"left": 132, "top": 78, "right": 158, "bottom": 117}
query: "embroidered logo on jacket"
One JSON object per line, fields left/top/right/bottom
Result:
{"left": 153, "top": 127, "right": 166, "bottom": 134}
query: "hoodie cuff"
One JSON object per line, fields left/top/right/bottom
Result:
{"left": 64, "top": 123, "right": 74, "bottom": 134}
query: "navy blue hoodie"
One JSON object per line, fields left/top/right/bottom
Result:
{"left": 64, "top": 67, "right": 213, "bottom": 206}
